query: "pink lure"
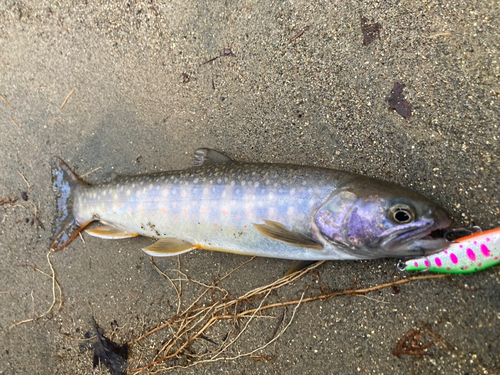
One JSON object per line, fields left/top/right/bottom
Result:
{"left": 405, "top": 228, "right": 500, "bottom": 274}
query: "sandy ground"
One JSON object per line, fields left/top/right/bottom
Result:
{"left": 0, "top": 0, "right": 499, "bottom": 374}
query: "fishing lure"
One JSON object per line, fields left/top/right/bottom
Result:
{"left": 404, "top": 228, "right": 500, "bottom": 274}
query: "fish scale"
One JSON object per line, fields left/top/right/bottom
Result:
{"left": 50, "top": 148, "right": 451, "bottom": 265}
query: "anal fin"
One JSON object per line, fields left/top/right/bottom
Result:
{"left": 86, "top": 225, "right": 139, "bottom": 239}
{"left": 253, "top": 220, "right": 323, "bottom": 250}
{"left": 143, "top": 238, "right": 198, "bottom": 257}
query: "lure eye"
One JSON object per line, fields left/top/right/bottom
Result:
{"left": 390, "top": 205, "right": 414, "bottom": 224}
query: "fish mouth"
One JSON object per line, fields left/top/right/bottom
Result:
{"left": 381, "top": 218, "right": 450, "bottom": 253}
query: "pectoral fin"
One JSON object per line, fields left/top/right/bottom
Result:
{"left": 285, "top": 261, "right": 318, "bottom": 276}
{"left": 253, "top": 220, "right": 323, "bottom": 250}
{"left": 86, "top": 225, "right": 139, "bottom": 239}
{"left": 142, "top": 238, "right": 198, "bottom": 257}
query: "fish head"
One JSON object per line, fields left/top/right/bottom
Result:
{"left": 314, "top": 177, "right": 451, "bottom": 258}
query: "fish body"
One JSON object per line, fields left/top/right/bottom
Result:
{"left": 404, "top": 228, "right": 500, "bottom": 274}
{"left": 50, "top": 149, "right": 451, "bottom": 261}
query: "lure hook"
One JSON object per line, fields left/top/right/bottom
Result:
{"left": 444, "top": 226, "right": 483, "bottom": 242}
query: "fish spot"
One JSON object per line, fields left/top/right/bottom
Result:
{"left": 127, "top": 207, "right": 132, "bottom": 214}
{"left": 450, "top": 253, "right": 458, "bottom": 264}
{"left": 241, "top": 181, "right": 246, "bottom": 186}
{"left": 113, "top": 194, "right": 118, "bottom": 200}
{"left": 161, "top": 207, "right": 167, "bottom": 215}
{"left": 230, "top": 181, "right": 235, "bottom": 186}
{"left": 434, "top": 257, "right": 442, "bottom": 267}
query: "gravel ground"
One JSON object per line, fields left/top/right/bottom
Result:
{"left": 0, "top": 1, "right": 499, "bottom": 374}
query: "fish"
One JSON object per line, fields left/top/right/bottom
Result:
{"left": 404, "top": 228, "right": 500, "bottom": 274}
{"left": 50, "top": 148, "right": 451, "bottom": 264}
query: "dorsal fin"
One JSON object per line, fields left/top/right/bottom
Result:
{"left": 193, "top": 148, "right": 233, "bottom": 167}
{"left": 253, "top": 220, "right": 323, "bottom": 250}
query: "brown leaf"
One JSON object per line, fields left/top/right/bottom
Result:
{"left": 387, "top": 82, "right": 413, "bottom": 118}
{"left": 361, "top": 17, "right": 381, "bottom": 46}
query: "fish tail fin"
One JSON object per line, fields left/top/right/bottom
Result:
{"left": 50, "top": 157, "right": 91, "bottom": 251}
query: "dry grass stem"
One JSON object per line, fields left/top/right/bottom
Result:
{"left": 10, "top": 116, "right": 21, "bottom": 127}
{"left": 128, "top": 258, "right": 444, "bottom": 373}
{"left": 17, "top": 170, "right": 32, "bottom": 190}
{"left": 79, "top": 166, "right": 103, "bottom": 178}
{"left": 60, "top": 89, "right": 75, "bottom": 109}
{"left": 10, "top": 252, "right": 63, "bottom": 328}
{"left": 426, "top": 32, "right": 453, "bottom": 38}
{"left": 50, "top": 119, "right": 64, "bottom": 127}
{"left": 0, "top": 94, "right": 15, "bottom": 109}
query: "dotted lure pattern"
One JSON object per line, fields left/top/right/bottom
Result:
{"left": 405, "top": 228, "right": 500, "bottom": 274}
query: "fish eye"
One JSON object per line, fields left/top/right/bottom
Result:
{"left": 390, "top": 205, "right": 414, "bottom": 224}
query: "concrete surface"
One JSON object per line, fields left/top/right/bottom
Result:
{"left": 0, "top": 0, "right": 499, "bottom": 374}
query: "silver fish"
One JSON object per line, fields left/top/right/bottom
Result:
{"left": 50, "top": 149, "right": 451, "bottom": 265}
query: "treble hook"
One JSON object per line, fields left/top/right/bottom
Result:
{"left": 444, "top": 225, "right": 482, "bottom": 242}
